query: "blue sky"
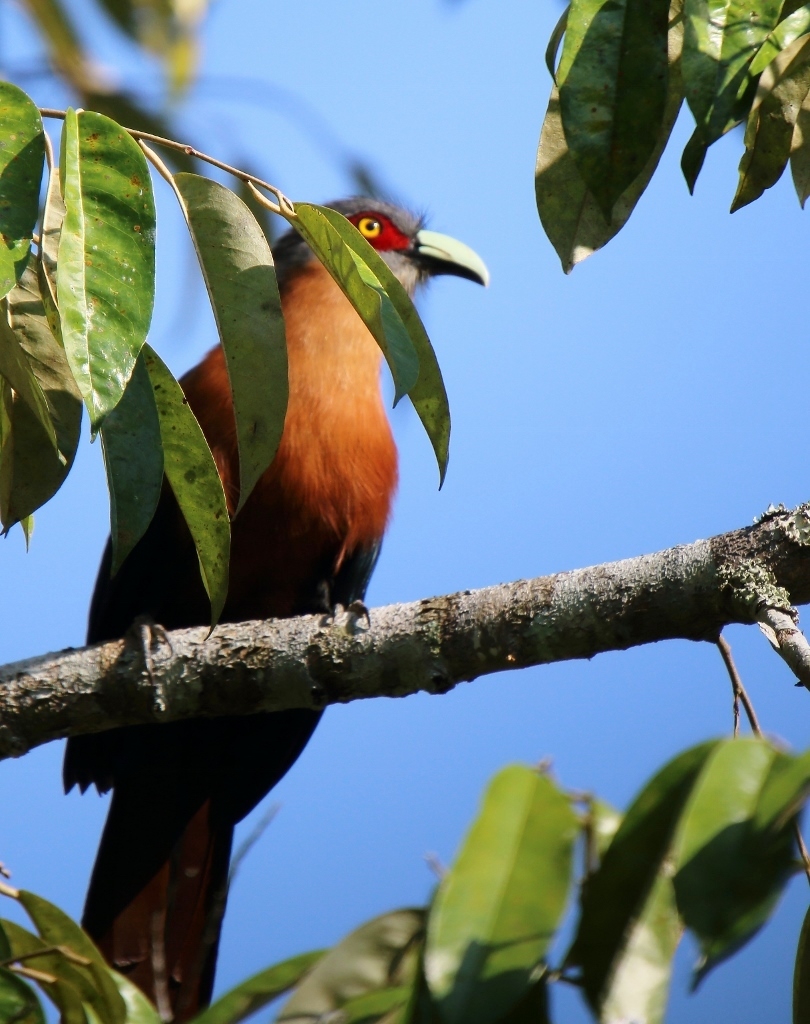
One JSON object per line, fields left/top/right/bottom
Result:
{"left": 1, "top": 0, "right": 809, "bottom": 1020}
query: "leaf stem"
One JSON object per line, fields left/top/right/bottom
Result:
{"left": 38, "top": 107, "right": 295, "bottom": 214}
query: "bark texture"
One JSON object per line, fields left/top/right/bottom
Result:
{"left": 2, "top": 504, "right": 810, "bottom": 760}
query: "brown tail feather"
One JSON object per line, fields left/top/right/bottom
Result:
{"left": 84, "top": 795, "right": 233, "bottom": 1022}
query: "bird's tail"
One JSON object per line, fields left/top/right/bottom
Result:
{"left": 82, "top": 783, "right": 233, "bottom": 1022}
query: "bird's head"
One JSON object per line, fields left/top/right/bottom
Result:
{"left": 274, "top": 197, "right": 489, "bottom": 295}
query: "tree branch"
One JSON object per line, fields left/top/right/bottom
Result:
{"left": 3, "top": 504, "right": 810, "bottom": 760}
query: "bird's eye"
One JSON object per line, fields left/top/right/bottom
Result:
{"left": 357, "top": 217, "right": 382, "bottom": 239}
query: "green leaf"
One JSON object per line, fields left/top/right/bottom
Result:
{"left": 751, "top": 2, "right": 810, "bottom": 75}
{"left": 425, "top": 766, "right": 578, "bottom": 1024}
{"left": 755, "top": 748, "right": 810, "bottom": 832}
{"left": 0, "top": 918, "right": 90, "bottom": 1024}
{"left": 586, "top": 798, "right": 623, "bottom": 868}
{"left": 682, "top": 0, "right": 782, "bottom": 150}
{"left": 0, "top": 966, "right": 46, "bottom": 1024}
{"left": 536, "top": 0, "right": 684, "bottom": 271}
{"left": 794, "top": 902, "right": 810, "bottom": 1024}
{"left": 672, "top": 739, "right": 797, "bottom": 984}
{"left": 17, "top": 890, "right": 126, "bottom": 1024}
{"left": 191, "top": 950, "right": 324, "bottom": 1024}
{"left": 314, "top": 204, "right": 451, "bottom": 485}
{"left": 57, "top": 108, "right": 156, "bottom": 429}
{"left": 278, "top": 910, "right": 425, "bottom": 1024}
{"left": 567, "top": 741, "right": 718, "bottom": 1021}
{"left": 173, "top": 173, "right": 288, "bottom": 513}
{"left": 0, "top": 266, "right": 82, "bottom": 528}
{"left": 545, "top": 5, "right": 570, "bottom": 80}
{"left": 38, "top": 161, "right": 64, "bottom": 343}
{"left": 0, "top": 299, "right": 57, "bottom": 448}
{"left": 290, "top": 204, "right": 420, "bottom": 406}
{"left": 0, "top": 83, "right": 45, "bottom": 297}
{"left": 99, "top": 352, "right": 163, "bottom": 574}
{"left": 731, "top": 36, "right": 810, "bottom": 210}
{"left": 142, "top": 344, "right": 230, "bottom": 627}
{"left": 338, "top": 986, "right": 411, "bottom": 1024}
{"left": 557, "top": 0, "right": 670, "bottom": 218}
{"left": 111, "top": 972, "right": 161, "bottom": 1024}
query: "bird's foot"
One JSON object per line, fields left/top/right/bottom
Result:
{"left": 345, "top": 600, "right": 371, "bottom": 630}
{"left": 126, "top": 616, "right": 172, "bottom": 691}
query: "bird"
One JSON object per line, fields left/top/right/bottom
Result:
{"left": 63, "top": 197, "right": 488, "bottom": 1022}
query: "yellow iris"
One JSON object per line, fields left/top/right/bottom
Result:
{"left": 357, "top": 217, "right": 382, "bottom": 239}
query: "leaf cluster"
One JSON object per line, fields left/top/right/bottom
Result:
{"left": 0, "top": 84, "right": 449, "bottom": 626}
{"left": 536, "top": 0, "right": 810, "bottom": 270}
{"left": 4, "top": 738, "right": 810, "bottom": 1024}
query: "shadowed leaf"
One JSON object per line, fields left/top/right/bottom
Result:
{"left": 100, "top": 352, "right": 163, "bottom": 575}
{"left": 58, "top": 108, "right": 156, "bottom": 429}
{"left": 192, "top": 950, "right": 324, "bottom": 1024}
{"left": 557, "top": 0, "right": 670, "bottom": 218}
{"left": 794, "top": 903, "right": 810, "bottom": 1023}
{"left": 0, "top": 966, "right": 46, "bottom": 1024}
{"left": 425, "top": 766, "right": 577, "bottom": 1024}
{"left": 142, "top": 344, "right": 230, "bottom": 627}
{"left": 174, "top": 173, "right": 288, "bottom": 513}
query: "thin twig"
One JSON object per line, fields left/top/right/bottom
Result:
{"left": 38, "top": 107, "right": 295, "bottom": 216}
{"left": 716, "top": 635, "right": 762, "bottom": 736}
{"left": 715, "top": 634, "right": 810, "bottom": 886}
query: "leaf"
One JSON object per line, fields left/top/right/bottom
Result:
{"left": 111, "top": 972, "right": 162, "bottom": 1024}
{"left": 682, "top": 0, "right": 782, "bottom": 150}
{"left": 0, "top": 299, "right": 57, "bottom": 448}
{"left": 0, "top": 966, "right": 46, "bottom": 1024}
{"left": 794, "top": 903, "right": 810, "bottom": 1024}
{"left": 731, "top": 36, "right": 810, "bottom": 210}
{"left": 1, "top": 918, "right": 90, "bottom": 1024}
{"left": 57, "top": 108, "right": 156, "bottom": 429}
{"left": 425, "top": 766, "right": 578, "bottom": 1024}
{"left": 545, "top": 5, "right": 570, "bottom": 80}
{"left": 586, "top": 798, "right": 623, "bottom": 869}
{"left": 21, "top": 0, "right": 93, "bottom": 95}
{"left": 17, "top": 890, "right": 126, "bottom": 1024}
{"left": 99, "top": 352, "right": 163, "bottom": 574}
{"left": 38, "top": 161, "right": 65, "bottom": 342}
{"left": 672, "top": 739, "right": 798, "bottom": 985}
{"left": 173, "top": 173, "right": 288, "bottom": 513}
{"left": 192, "top": 950, "right": 325, "bottom": 1024}
{"left": 536, "top": 0, "right": 684, "bottom": 271}
{"left": 0, "top": 266, "right": 82, "bottom": 527}
{"left": 290, "top": 204, "right": 420, "bottom": 405}
{"left": 278, "top": 910, "right": 425, "bottom": 1024}
{"left": 312, "top": 204, "right": 451, "bottom": 484}
{"left": 791, "top": 70, "right": 810, "bottom": 202}
{"left": 142, "top": 344, "right": 230, "bottom": 627}
{"left": 557, "top": 0, "right": 670, "bottom": 218}
{"left": 751, "top": 1, "right": 810, "bottom": 77}
{"left": 338, "top": 985, "right": 411, "bottom": 1024}
{"left": 567, "top": 741, "right": 718, "bottom": 1022}
{"left": 0, "top": 82, "right": 45, "bottom": 296}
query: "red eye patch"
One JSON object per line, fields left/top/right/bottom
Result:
{"left": 348, "top": 212, "right": 412, "bottom": 252}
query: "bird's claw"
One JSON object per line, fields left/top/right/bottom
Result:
{"left": 127, "top": 616, "right": 172, "bottom": 687}
{"left": 345, "top": 600, "right": 371, "bottom": 629}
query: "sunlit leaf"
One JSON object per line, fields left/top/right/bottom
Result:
{"left": 192, "top": 950, "right": 324, "bottom": 1024}
{"left": 23, "top": 0, "right": 92, "bottom": 94}
{"left": 557, "top": 0, "right": 670, "bottom": 218}
{"left": 0, "top": 966, "right": 46, "bottom": 1024}
{"left": 173, "top": 173, "right": 288, "bottom": 513}
{"left": 425, "top": 766, "right": 577, "bottom": 1024}
{"left": 672, "top": 739, "right": 798, "bottom": 985}
{"left": 331, "top": 985, "right": 410, "bottom": 1024}
{"left": 100, "top": 352, "right": 163, "bottom": 574}
{"left": 17, "top": 890, "right": 126, "bottom": 1024}
{"left": 111, "top": 971, "right": 162, "bottom": 1024}
{"left": 567, "top": 742, "right": 717, "bottom": 1021}
{"left": 278, "top": 910, "right": 425, "bottom": 1024}
{"left": 142, "top": 344, "right": 230, "bottom": 627}
{"left": 682, "top": 0, "right": 782, "bottom": 171}
{"left": 536, "top": 1, "right": 684, "bottom": 270}
{"left": 751, "top": 2, "right": 810, "bottom": 75}
{"left": 731, "top": 36, "right": 810, "bottom": 210}
{"left": 586, "top": 798, "right": 623, "bottom": 869}
{"left": 0, "top": 82, "right": 45, "bottom": 296}
{"left": 545, "top": 5, "right": 569, "bottom": 80}
{"left": 312, "top": 204, "right": 451, "bottom": 484}
{"left": 58, "top": 108, "right": 156, "bottom": 429}
{"left": 290, "top": 204, "right": 420, "bottom": 405}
